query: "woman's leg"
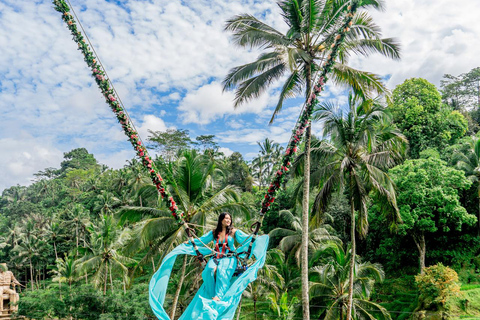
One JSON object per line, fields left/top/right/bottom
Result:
{"left": 202, "top": 259, "right": 217, "bottom": 299}
{"left": 213, "top": 257, "right": 237, "bottom": 300}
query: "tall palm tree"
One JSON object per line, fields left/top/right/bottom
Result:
{"left": 251, "top": 155, "right": 268, "bottom": 188}
{"left": 77, "top": 215, "right": 136, "bottom": 295}
{"left": 258, "top": 138, "right": 283, "bottom": 179}
{"left": 223, "top": 2, "right": 400, "bottom": 317}
{"left": 309, "top": 241, "right": 391, "bottom": 320}
{"left": 309, "top": 93, "right": 406, "bottom": 318}
{"left": 12, "top": 233, "right": 44, "bottom": 290}
{"left": 94, "top": 191, "right": 121, "bottom": 216}
{"left": 451, "top": 136, "right": 480, "bottom": 236}
{"left": 62, "top": 203, "right": 90, "bottom": 249}
{"left": 118, "top": 149, "right": 250, "bottom": 319}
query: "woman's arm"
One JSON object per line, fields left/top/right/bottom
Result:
{"left": 234, "top": 229, "right": 251, "bottom": 244}
{"left": 190, "top": 230, "right": 213, "bottom": 247}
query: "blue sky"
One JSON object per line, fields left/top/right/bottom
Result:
{"left": 1, "top": 0, "right": 480, "bottom": 192}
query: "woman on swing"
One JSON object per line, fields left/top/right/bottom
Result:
{"left": 193, "top": 212, "right": 251, "bottom": 301}
{"left": 149, "top": 211, "right": 269, "bottom": 320}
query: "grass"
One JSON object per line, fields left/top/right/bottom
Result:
{"left": 449, "top": 288, "right": 480, "bottom": 319}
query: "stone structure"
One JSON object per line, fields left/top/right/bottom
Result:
{"left": 0, "top": 263, "right": 20, "bottom": 318}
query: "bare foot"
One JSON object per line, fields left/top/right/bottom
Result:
{"left": 212, "top": 297, "right": 220, "bottom": 301}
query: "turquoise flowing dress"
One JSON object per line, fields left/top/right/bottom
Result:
{"left": 149, "top": 229, "right": 269, "bottom": 320}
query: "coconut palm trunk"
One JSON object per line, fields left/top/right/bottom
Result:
{"left": 346, "top": 183, "right": 356, "bottom": 320}
{"left": 170, "top": 255, "right": 188, "bottom": 320}
{"left": 301, "top": 64, "right": 313, "bottom": 320}
{"left": 29, "top": 258, "right": 34, "bottom": 291}
{"left": 236, "top": 297, "right": 242, "bottom": 320}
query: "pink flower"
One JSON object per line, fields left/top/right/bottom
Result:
{"left": 96, "top": 74, "right": 104, "bottom": 81}
{"left": 93, "top": 68, "right": 98, "bottom": 73}
{"left": 139, "top": 151, "right": 144, "bottom": 157}
{"left": 293, "top": 146, "right": 298, "bottom": 153}
{"left": 137, "top": 141, "right": 142, "bottom": 145}
{"left": 277, "top": 170, "right": 282, "bottom": 176}
{"left": 286, "top": 148, "right": 291, "bottom": 155}
{"left": 108, "top": 94, "right": 116, "bottom": 102}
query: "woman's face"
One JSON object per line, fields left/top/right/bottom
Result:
{"left": 222, "top": 214, "right": 232, "bottom": 228}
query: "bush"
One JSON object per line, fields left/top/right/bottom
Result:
{"left": 18, "top": 282, "right": 154, "bottom": 319}
{"left": 415, "top": 263, "right": 461, "bottom": 310}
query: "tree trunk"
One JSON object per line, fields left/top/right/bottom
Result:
{"left": 413, "top": 233, "right": 426, "bottom": 274}
{"left": 301, "top": 64, "right": 313, "bottom": 320}
{"left": 54, "top": 241, "right": 58, "bottom": 260}
{"left": 236, "top": 296, "right": 242, "bottom": 320}
{"left": 301, "top": 125, "right": 312, "bottom": 320}
{"left": 345, "top": 189, "right": 356, "bottom": 320}
{"left": 477, "top": 186, "right": 480, "bottom": 237}
{"left": 170, "top": 255, "right": 187, "bottom": 320}
{"left": 76, "top": 224, "right": 79, "bottom": 249}
{"left": 151, "top": 256, "right": 156, "bottom": 272}
{"left": 254, "top": 296, "right": 257, "bottom": 320}
{"left": 110, "top": 264, "right": 114, "bottom": 293}
{"left": 29, "top": 259, "right": 34, "bottom": 291}
{"left": 104, "top": 262, "right": 108, "bottom": 295}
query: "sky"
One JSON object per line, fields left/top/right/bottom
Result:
{"left": 1, "top": 0, "right": 480, "bottom": 193}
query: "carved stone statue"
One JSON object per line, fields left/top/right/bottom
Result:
{"left": 0, "top": 263, "right": 20, "bottom": 312}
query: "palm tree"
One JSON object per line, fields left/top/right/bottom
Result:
{"left": 251, "top": 155, "right": 268, "bottom": 188}
{"left": 62, "top": 203, "right": 90, "bottom": 249}
{"left": 45, "top": 220, "right": 62, "bottom": 260}
{"left": 451, "top": 136, "right": 480, "bottom": 236}
{"left": 223, "top": 2, "right": 400, "bottom": 317}
{"left": 52, "top": 253, "right": 79, "bottom": 295}
{"left": 269, "top": 210, "right": 340, "bottom": 265}
{"left": 118, "top": 149, "right": 250, "bottom": 319}
{"left": 309, "top": 241, "right": 391, "bottom": 320}
{"left": 77, "top": 215, "right": 136, "bottom": 295}
{"left": 239, "top": 249, "right": 285, "bottom": 320}
{"left": 12, "top": 233, "right": 44, "bottom": 290}
{"left": 94, "top": 191, "right": 121, "bottom": 216}
{"left": 309, "top": 94, "right": 406, "bottom": 318}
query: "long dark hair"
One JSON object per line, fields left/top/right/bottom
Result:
{"left": 213, "top": 212, "right": 232, "bottom": 239}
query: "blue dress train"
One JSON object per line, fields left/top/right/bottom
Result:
{"left": 149, "top": 229, "right": 269, "bottom": 320}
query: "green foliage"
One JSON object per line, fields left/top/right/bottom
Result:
{"left": 148, "top": 128, "right": 192, "bottom": 161}
{"left": 267, "top": 291, "right": 298, "bottom": 320}
{"left": 391, "top": 78, "right": 468, "bottom": 158}
{"left": 441, "top": 67, "right": 480, "bottom": 111}
{"left": 391, "top": 158, "right": 474, "bottom": 236}
{"left": 18, "top": 283, "right": 153, "bottom": 320}
{"left": 59, "top": 148, "right": 99, "bottom": 175}
{"left": 415, "top": 263, "right": 460, "bottom": 309}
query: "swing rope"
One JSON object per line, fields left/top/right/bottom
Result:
{"left": 52, "top": 0, "right": 359, "bottom": 267}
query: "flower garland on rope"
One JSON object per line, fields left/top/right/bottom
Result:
{"left": 52, "top": 0, "right": 185, "bottom": 223}
{"left": 259, "top": 1, "right": 359, "bottom": 216}
{"left": 53, "top": 0, "right": 358, "bottom": 233}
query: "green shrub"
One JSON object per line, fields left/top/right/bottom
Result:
{"left": 415, "top": 263, "right": 461, "bottom": 310}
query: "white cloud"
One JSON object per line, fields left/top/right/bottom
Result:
{"left": 0, "top": 135, "right": 63, "bottom": 191}
{"left": 352, "top": 0, "right": 480, "bottom": 88}
{"left": 218, "top": 147, "right": 234, "bottom": 157}
{"left": 136, "top": 115, "right": 172, "bottom": 141}
{"left": 178, "top": 82, "right": 272, "bottom": 125}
